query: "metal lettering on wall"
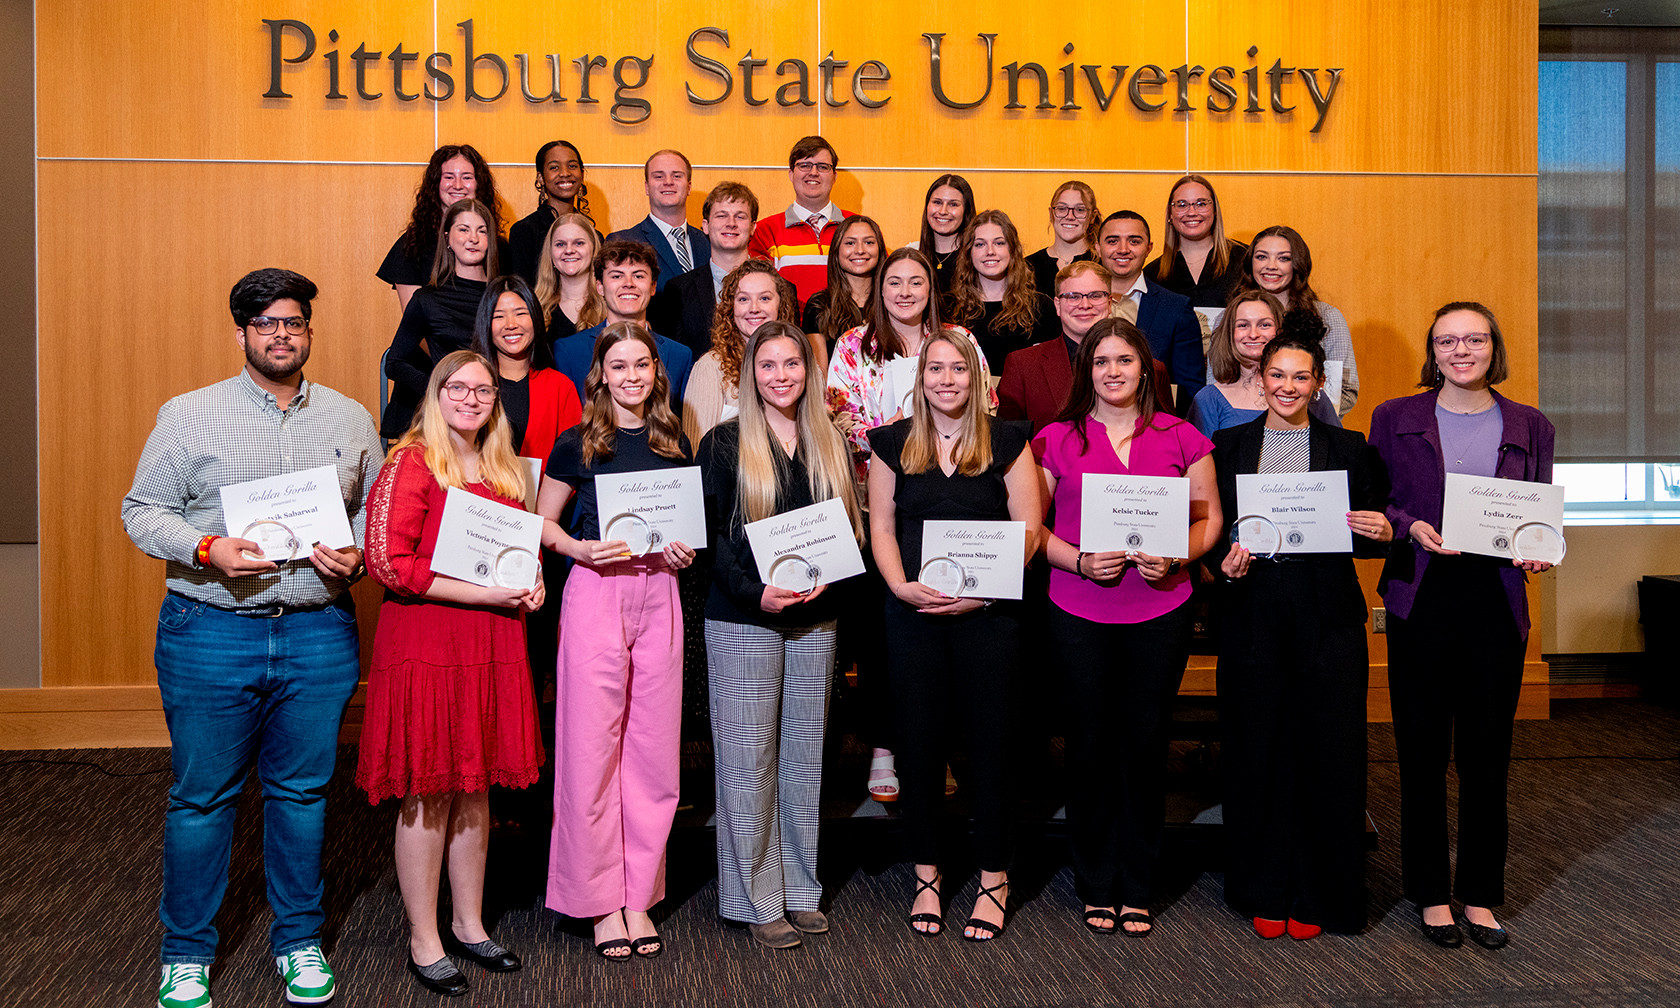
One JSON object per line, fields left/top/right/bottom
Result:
{"left": 262, "top": 20, "right": 1345, "bottom": 132}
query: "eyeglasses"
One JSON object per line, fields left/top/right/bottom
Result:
{"left": 442, "top": 382, "right": 498, "bottom": 403}
{"left": 247, "top": 315, "right": 308, "bottom": 335}
{"left": 1432, "top": 334, "right": 1491, "bottom": 351}
{"left": 793, "top": 161, "right": 835, "bottom": 175}
{"left": 1055, "top": 290, "right": 1110, "bottom": 304}
{"left": 1170, "top": 199, "right": 1213, "bottom": 211}
{"left": 1051, "top": 204, "right": 1090, "bottom": 219}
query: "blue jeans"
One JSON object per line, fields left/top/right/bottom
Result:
{"left": 154, "top": 593, "right": 360, "bottom": 964}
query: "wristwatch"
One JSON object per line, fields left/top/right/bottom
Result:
{"left": 1166, "top": 558, "right": 1182, "bottom": 576}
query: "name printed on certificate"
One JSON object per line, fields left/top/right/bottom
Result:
{"left": 430, "top": 487, "right": 544, "bottom": 589}
{"left": 1079, "top": 474, "right": 1190, "bottom": 558}
{"left": 1440, "top": 473, "right": 1566, "bottom": 562}
{"left": 1235, "top": 470, "right": 1353, "bottom": 554}
{"left": 219, "top": 464, "right": 355, "bottom": 562}
{"left": 920, "top": 520, "right": 1027, "bottom": 599}
{"left": 744, "top": 498, "right": 866, "bottom": 592}
{"left": 594, "top": 466, "right": 707, "bottom": 556}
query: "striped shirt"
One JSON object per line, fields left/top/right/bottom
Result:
{"left": 748, "top": 202, "right": 851, "bottom": 306}
{"left": 122, "top": 370, "right": 382, "bottom": 607}
{"left": 1258, "top": 425, "right": 1312, "bottom": 474}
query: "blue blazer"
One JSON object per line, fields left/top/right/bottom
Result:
{"left": 550, "top": 322, "right": 694, "bottom": 417}
{"left": 607, "top": 216, "right": 711, "bottom": 294}
{"left": 1135, "top": 283, "right": 1206, "bottom": 408}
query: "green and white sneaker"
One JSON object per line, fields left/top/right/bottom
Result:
{"left": 274, "top": 945, "right": 336, "bottom": 1004}
{"left": 157, "top": 963, "right": 212, "bottom": 1008}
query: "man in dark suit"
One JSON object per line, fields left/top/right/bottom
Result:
{"left": 998, "top": 261, "right": 1172, "bottom": 432}
{"left": 606, "top": 149, "right": 710, "bottom": 294}
{"left": 1098, "top": 210, "right": 1205, "bottom": 411}
{"left": 647, "top": 181, "right": 758, "bottom": 360}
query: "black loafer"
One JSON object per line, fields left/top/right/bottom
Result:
{"left": 1419, "top": 918, "right": 1463, "bottom": 948}
{"left": 1460, "top": 916, "right": 1509, "bottom": 950}
{"left": 408, "top": 956, "right": 470, "bottom": 997}
{"left": 444, "top": 934, "right": 522, "bottom": 972}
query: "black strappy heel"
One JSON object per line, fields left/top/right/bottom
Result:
{"left": 963, "top": 879, "right": 1009, "bottom": 942}
{"left": 907, "top": 870, "right": 943, "bottom": 937}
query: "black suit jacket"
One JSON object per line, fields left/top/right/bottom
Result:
{"left": 607, "top": 216, "right": 711, "bottom": 294}
{"left": 1211, "top": 415, "right": 1391, "bottom": 626}
{"left": 1135, "top": 283, "right": 1206, "bottom": 406}
{"left": 647, "top": 265, "right": 717, "bottom": 361}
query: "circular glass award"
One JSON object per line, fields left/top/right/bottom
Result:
{"left": 240, "top": 520, "right": 301, "bottom": 562}
{"left": 1232, "top": 515, "right": 1282, "bottom": 559}
{"left": 493, "top": 546, "right": 539, "bottom": 589}
{"left": 919, "top": 556, "right": 967, "bottom": 597}
{"left": 1510, "top": 521, "right": 1566, "bottom": 565}
{"left": 602, "top": 512, "right": 652, "bottom": 555}
{"left": 767, "top": 553, "right": 818, "bottom": 592}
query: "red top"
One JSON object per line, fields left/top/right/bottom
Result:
{"left": 520, "top": 368, "right": 583, "bottom": 460}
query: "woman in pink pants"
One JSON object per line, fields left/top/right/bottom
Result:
{"left": 537, "top": 323, "right": 698, "bottom": 960}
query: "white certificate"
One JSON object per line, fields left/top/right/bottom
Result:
{"left": 219, "top": 464, "right": 354, "bottom": 562}
{"left": 594, "top": 466, "right": 706, "bottom": 556}
{"left": 430, "top": 487, "right": 544, "bottom": 589}
{"left": 1323, "top": 360, "right": 1344, "bottom": 413}
{"left": 879, "top": 355, "right": 921, "bottom": 420}
{"left": 1079, "top": 474, "right": 1190, "bottom": 558}
{"left": 920, "top": 520, "right": 1026, "bottom": 599}
{"left": 1235, "top": 471, "right": 1352, "bottom": 554}
{"left": 744, "top": 497, "right": 866, "bottom": 590}
{"left": 1440, "top": 473, "right": 1566, "bottom": 560}
{"left": 1192, "top": 307, "right": 1224, "bottom": 350}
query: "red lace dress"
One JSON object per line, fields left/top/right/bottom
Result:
{"left": 355, "top": 446, "right": 544, "bottom": 802}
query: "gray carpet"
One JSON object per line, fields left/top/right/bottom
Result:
{"left": 3, "top": 698, "right": 1677, "bottom": 1007}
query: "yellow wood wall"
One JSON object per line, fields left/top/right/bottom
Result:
{"left": 16, "top": 0, "right": 1540, "bottom": 745}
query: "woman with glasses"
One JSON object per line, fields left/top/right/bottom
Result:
{"left": 382, "top": 199, "right": 499, "bottom": 439}
{"left": 1242, "top": 226, "right": 1361, "bottom": 416}
{"left": 357, "top": 350, "right": 544, "bottom": 997}
{"left": 1212, "top": 334, "right": 1392, "bottom": 941}
{"left": 1369, "top": 303, "right": 1555, "bottom": 952}
{"left": 905, "top": 174, "right": 976, "bottom": 295}
{"left": 539, "top": 324, "right": 698, "bottom": 961}
{"left": 1026, "top": 181, "right": 1101, "bottom": 303}
{"left": 1145, "top": 175, "right": 1246, "bottom": 309}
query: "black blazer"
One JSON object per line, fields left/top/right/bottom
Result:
{"left": 647, "top": 264, "right": 717, "bottom": 361}
{"left": 1135, "top": 283, "right": 1206, "bottom": 405}
{"left": 1211, "top": 415, "right": 1391, "bottom": 626}
{"left": 606, "top": 216, "right": 711, "bottom": 294}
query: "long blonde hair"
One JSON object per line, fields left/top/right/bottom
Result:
{"left": 733, "top": 321, "right": 864, "bottom": 543}
{"left": 534, "top": 212, "right": 606, "bottom": 329}
{"left": 391, "top": 350, "right": 527, "bottom": 502}
{"left": 578, "top": 323, "right": 685, "bottom": 467}
{"left": 900, "top": 330, "right": 993, "bottom": 477}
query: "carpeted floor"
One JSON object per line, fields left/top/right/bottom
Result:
{"left": 3, "top": 698, "right": 1677, "bottom": 1007}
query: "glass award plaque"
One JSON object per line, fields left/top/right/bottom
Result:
{"left": 240, "top": 520, "right": 301, "bottom": 562}
{"left": 1232, "top": 514, "right": 1282, "bottom": 559}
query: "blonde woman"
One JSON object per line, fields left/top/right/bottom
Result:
{"left": 358, "top": 350, "right": 544, "bottom": 997}
{"left": 533, "top": 211, "right": 606, "bottom": 341}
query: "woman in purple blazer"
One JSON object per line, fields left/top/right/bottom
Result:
{"left": 1368, "top": 302, "right": 1555, "bottom": 953}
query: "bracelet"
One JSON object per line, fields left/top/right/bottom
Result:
{"left": 1075, "top": 551, "right": 1089, "bottom": 581}
{"left": 195, "top": 535, "right": 219, "bottom": 568}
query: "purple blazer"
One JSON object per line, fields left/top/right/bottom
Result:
{"left": 1367, "top": 388, "right": 1555, "bottom": 638}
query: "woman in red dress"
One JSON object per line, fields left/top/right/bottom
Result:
{"left": 357, "top": 350, "right": 545, "bottom": 998}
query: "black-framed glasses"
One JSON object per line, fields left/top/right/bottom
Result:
{"left": 793, "top": 160, "right": 835, "bottom": 174}
{"left": 248, "top": 315, "right": 308, "bottom": 335}
{"left": 1050, "top": 204, "right": 1090, "bottom": 219}
{"left": 443, "top": 382, "right": 498, "bottom": 403}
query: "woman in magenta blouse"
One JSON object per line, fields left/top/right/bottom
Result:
{"left": 1032, "top": 317, "right": 1221, "bottom": 936}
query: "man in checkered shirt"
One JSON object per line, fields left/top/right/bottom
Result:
{"left": 123, "top": 268, "right": 380, "bottom": 1008}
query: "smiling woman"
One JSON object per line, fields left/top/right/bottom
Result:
{"left": 683, "top": 261, "right": 800, "bottom": 446}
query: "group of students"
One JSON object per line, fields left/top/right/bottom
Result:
{"left": 132, "top": 133, "right": 1556, "bottom": 1005}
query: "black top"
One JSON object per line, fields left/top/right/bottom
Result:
{"left": 647, "top": 263, "right": 718, "bottom": 361}
{"left": 545, "top": 424, "right": 694, "bottom": 542}
{"left": 1026, "top": 247, "right": 1096, "bottom": 304}
{"left": 1144, "top": 240, "right": 1249, "bottom": 308}
{"left": 925, "top": 245, "right": 961, "bottom": 296}
{"left": 802, "top": 290, "right": 867, "bottom": 351}
{"left": 380, "top": 276, "right": 488, "bottom": 438}
{"left": 507, "top": 205, "right": 557, "bottom": 288}
{"left": 960, "top": 296, "right": 1061, "bottom": 374}
{"left": 697, "top": 420, "right": 844, "bottom": 628}
{"left": 376, "top": 232, "right": 513, "bottom": 290}
{"left": 868, "top": 417, "right": 1031, "bottom": 592}
{"left": 500, "top": 374, "right": 531, "bottom": 450}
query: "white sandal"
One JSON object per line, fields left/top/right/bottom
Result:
{"left": 867, "top": 753, "right": 899, "bottom": 802}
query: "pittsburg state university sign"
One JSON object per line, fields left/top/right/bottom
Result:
{"left": 263, "top": 19, "right": 1346, "bottom": 132}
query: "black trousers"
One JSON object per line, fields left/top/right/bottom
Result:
{"left": 884, "top": 599, "right": 1019, "bottom": 870}
{"left": 1386, "top": 555, "right": 1525, "bottom": 908}
{"left": 1216, "top": 561, "right": 1369, "bottom": 932}
{"left": 1052, "top": 602, "right": 1193, "bottom": 909}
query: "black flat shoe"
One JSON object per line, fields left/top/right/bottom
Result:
{"left": 444, "top": 933, "right": 522, "bottom": 972}
{"left": 1083, "top": 908, "right": 1117, "bottom": 934}
{"left": 408, "top": 956, "right": 470, "bottom": 997}
{"left": 1459, "top": 915, "right": 1509, "bottom": 950}
{"left": 1117, "top": 911, "right": 1154, "bottom": 937}
{"left": 1419, "top": 919, "right": 1463, "bottom": 948}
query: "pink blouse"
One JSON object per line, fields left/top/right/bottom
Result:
{"left": 1033, "top": 414, "right": 1213, "bottom": 624}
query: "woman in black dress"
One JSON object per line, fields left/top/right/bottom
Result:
{"left": 801, "top": 215, "right": 883, "bottom": 356}
{"left": 378, "top": 144, "right": 505, "bottom": 310}
{"left": 1025, "top": 181, "right": 1100, "bottom": 302}
{"left": 1144, "top": 174, "right": 1246, "bottom": 309}
{"left": 908, "top": 174, "right": 975, "bottom": 294}
{"left": 867, "top": 330, "right": 1041, "bottom": 942}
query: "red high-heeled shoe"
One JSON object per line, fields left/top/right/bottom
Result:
{"left": 1286, "top": 918, "right": 1323, "bottom": 940}
{"left": 1252, "top": 917, "right": 1286, "bottom": 940}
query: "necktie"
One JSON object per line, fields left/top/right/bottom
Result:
{"left": 806, "top": 213, "right": 826, "bottom": 235}
{"left": 670, "top": 226, "right": 691, "bottom": 273}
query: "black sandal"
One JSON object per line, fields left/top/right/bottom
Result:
{"left": 1117, "top": 910, "right": 1154, "bottom": 937}
{"left": 963, "top": 879, "right": 1009, "bottom": 942}
{"left": 1083, "top": 908, "right": 1117, "bottom": 934}
{"left": 594, "top": 910, "right": 632, "bottom": 961}
{"left": 907, "top": 870, "right": 943, "bottom": 937}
